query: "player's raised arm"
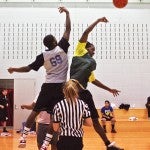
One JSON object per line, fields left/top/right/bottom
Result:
{"left": 79, "top": 17, "right": 108, "bottom": 43}
{"left": 59, "top": 7, "right": 71, "bottom": 41}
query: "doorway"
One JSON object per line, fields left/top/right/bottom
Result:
{"left": 0, "top": 79, "right": 35, "bottom": 130}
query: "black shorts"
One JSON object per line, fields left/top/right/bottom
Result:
{"left": 57, "top": 136, "right": 83, "bottom": 150}
{"left": 79, "top": 90, "right": 99, "bottom": 119}
{"left": 0, "top": 109, "right": 8, "bottom": 121}
{"left": 33, "top": 83, "right": 64, "bottom": 114}
{"left": 102, "top": 116, "right": 113, "bottom": 121}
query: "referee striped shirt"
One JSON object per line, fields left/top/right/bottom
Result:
{"left": 53, "top": 98, "right": 91, "bottom": 137}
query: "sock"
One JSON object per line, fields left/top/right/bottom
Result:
{"left": 103, "top": 125, "right": 106, "bottom": 130}
{"left": 3, "top": 127, "right": 6, "bottom": 131}
{"left": 105, "top": 140, "right": 111, "bottom": 146}
{"left": 111, "top": 124, "right": 115, "bottom": 130}
{"left": 41, "top": 133, "right": 53, "bottom": 148}
{"left": 22, "top": 126, "right": 30, "bottom": 139}
{"left": 51, "top": 131, "right": 59, "bottom": 145}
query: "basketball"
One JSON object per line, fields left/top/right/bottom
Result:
{"left": 113, "top": 0, "right": 128, "bottom": 8}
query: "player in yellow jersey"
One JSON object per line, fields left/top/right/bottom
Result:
{"left": 70, "top": 17, "right": 123, "bottom": 150}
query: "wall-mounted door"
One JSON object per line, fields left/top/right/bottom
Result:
{"left": 14, "top": 79, "right": 35, "bottom": 130}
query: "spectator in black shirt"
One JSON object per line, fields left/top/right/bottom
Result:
{"left": 145, "top": 96, "right": 150, "bottom": 119}
{"left": 0, "top": 89, "right": 9, "bottom": 133}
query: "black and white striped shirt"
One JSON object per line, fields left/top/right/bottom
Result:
{"left": 53, "top": 99, "right": 91, "bottom": 137}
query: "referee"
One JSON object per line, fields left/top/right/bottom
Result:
{"left": 53, "top": 79, "right": 92, "bottom": 150}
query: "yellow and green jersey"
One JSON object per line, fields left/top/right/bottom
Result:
{"left": 70, "top": 42, "right": 96, "bottom": 88}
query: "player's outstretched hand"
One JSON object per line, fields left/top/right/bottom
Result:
{"left": 58, "top": 7, "right": 69, "bottom": 14}
{"left": 110, "top": 89, "right": 121, "bottom": 97}
{"left": 7, "top": 67, "right": 14, "bottom": 74}
{"left": 98, "top": 17, "right": 109, "bottom": 23}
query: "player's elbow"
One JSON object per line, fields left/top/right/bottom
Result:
{"left": 53, "top": 123, "right": 60, "bottom": 132}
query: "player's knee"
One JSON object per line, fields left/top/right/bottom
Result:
{"left": 101, "top": 118, "right": 106, "bottom": 123}
{"left": 111, "top": 118, "right": 116, "bottom": 123}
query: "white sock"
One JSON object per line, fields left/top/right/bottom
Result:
{"left": 22, "top": 126, "right": 30, "bottom": 139}
{"left": 42, "top": 133, "right": 53, "bottom": 148}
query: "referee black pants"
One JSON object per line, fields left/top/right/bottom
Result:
{"left": 57, "top": 136, "right": 83, "bottom": 150}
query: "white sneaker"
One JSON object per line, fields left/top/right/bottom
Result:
{"left": 108, "top": 141, "right": 116, "bottom": 147}
{"left": 18, "top": 137, "right": 26, "bottom": 148}
{"left": 107, "top": 142, "right": 124, "bottom": 150}
{"left": 1, "top": 132, "right": 11, "bottom": 136}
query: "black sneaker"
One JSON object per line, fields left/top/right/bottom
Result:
{"left": 111, "top": 129, "right": 117, "bottom": 133}
{"left": 16, "top": 130, "right": 21, "bottom": 133}
{"left": 3, "top": 129, "right": 9, "bottom": 133}
{"left": 107, "top": 147, "right": 124, "bottom": 150}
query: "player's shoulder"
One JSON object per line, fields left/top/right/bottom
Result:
{"left": 76, "top": 41, "right": 86, "bottom": 49}
{"left": 101, "top": 106, "right": 105, "bottom": 110}
{"left": 110, "top": 106, "right": 113, "bottom": 110}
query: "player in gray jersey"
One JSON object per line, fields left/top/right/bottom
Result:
{"left": 8, "top": 7, "right": 71, "bottom": 150}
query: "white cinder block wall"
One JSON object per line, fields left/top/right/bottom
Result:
{"left": 0, "top": 7, "right": 150, "bottom": 108}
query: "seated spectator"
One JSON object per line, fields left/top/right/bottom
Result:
{"left": 101, "top": 100, "right": 116, "bottom": 133}
{"left": 145, "top": 96, "right": 150, "bottom": 120}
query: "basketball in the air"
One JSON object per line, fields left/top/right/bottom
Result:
{"left": 113, "top": 0, "right": 128, "bottom": 8}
